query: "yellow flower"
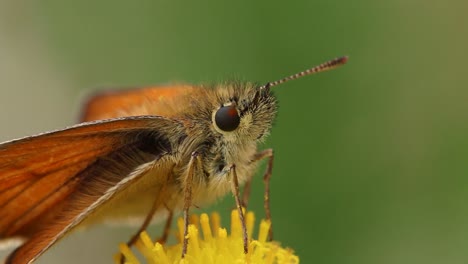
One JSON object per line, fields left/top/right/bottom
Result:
{"left": 116, "top": 210, "right": 299, "bottom": 264}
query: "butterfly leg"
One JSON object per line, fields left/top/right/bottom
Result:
{"left": 242, "top": 148, "right": 274, "bottom": 211}
{"left": 253, "top": 148, "right": 274, "bottom": 240}
{"left": 119, "top": 171, "right": 172, "bottom": 264}
{"left": 156, "top": 209, "right": 173, "bottom": 244}
{"left": 230, "top": 164, "right": 249, "bottom": 254}
{"left": 241, "top": 175, "right": 252, "bottom": 208}
{"left": 181, "top": 151, "right": 201, "bottom": 258}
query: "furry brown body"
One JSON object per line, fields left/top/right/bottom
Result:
{"left": 0, "top": 56, "right": 347, "bottom": 263}
{"left": 0, "top": 83, "right": 277, "bottom": 263}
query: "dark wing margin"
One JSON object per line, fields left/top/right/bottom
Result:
{"left": 0, "top": 116, "right": 182, "bottom": 264}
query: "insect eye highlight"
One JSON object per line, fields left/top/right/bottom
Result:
{"left": 214, "top": 105, "right": 240, "bottom": 132}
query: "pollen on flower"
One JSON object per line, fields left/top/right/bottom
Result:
{"left": 115, "top": 210, "right": 299, "bottom": 264}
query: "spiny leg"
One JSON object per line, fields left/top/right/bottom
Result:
{"left": 119, "top": 172, "right": 171, "bottom": 264}
{"left": 253, "top": 148, "right": 274, "bottom": 240}
{"left": 120, "top": 211, "right": 173, "bottom": 264}
{"left": 125, "top": 194, "right": 164, "bottom": 247}
{"left": 241, "top": 176, "right": 252, "bottom": 208}
{"left": 230, "top": 164, "right": 249, "bottom": 254}
{"left": 242, "top": 149, "right": 274, "bottom": 213}
{"left": 181, "top": 152, "right": 200, "bottom": 258}
{"left": 156, "top": 209, "right": 173, "bottom": 244}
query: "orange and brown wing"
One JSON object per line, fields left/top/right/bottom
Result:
{"left": 81, "top": 85, "right": 196, "bottom": 121}
{"left": 0, "top": 116, "right": 182, "bottom": 264}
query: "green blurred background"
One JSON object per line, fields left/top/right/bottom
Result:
{"left": 1, "top": 1, "right": 467, "bottom": 263}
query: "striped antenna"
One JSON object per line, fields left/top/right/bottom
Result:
{"left": 260, "top": 56, "right": 348, "bottom": 90}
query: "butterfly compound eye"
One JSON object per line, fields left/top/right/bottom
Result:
{"left": 214, "top": 105, "right": 240, "bottom": 132}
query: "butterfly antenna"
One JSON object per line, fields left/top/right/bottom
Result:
{"left": 261, "top": 56, "right": 348, "bottom": 90}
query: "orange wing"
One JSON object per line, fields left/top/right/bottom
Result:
{"left": 81, "top": 85, "right": 196, "bottom": 121}
{"left": 0, "top": 116, "right": 182, "bottom": 264}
